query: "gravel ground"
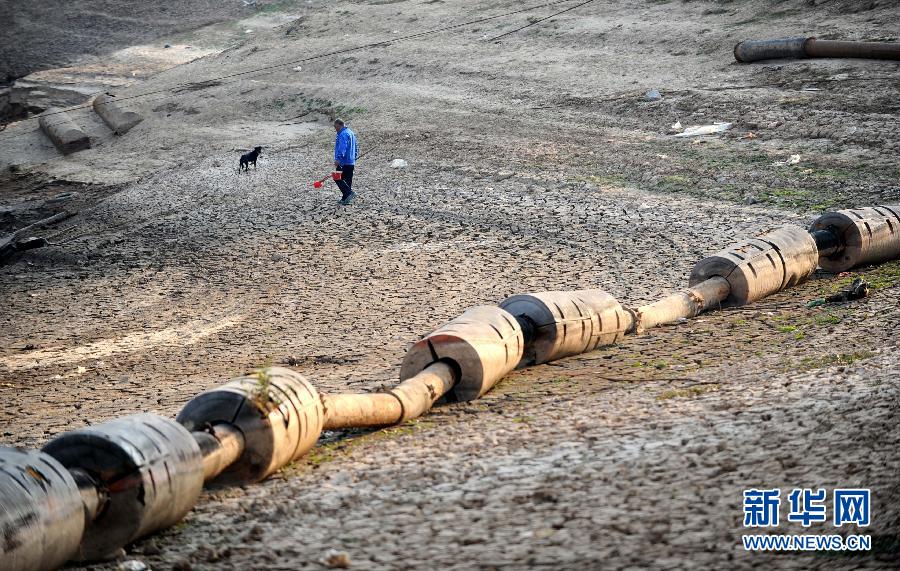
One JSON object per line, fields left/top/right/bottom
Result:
{"left": 0, "top": 0, "right": 898, "bottom": 569}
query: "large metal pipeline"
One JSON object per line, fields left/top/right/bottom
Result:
{"left": 4, "top": 204, "right": 900, "bottom": 571}
{"left": 734, "top": 37, "right": 900, "bottom": 63}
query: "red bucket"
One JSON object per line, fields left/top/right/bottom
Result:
{"left": 331, "top": 171, "right": 342, "bottom": 181}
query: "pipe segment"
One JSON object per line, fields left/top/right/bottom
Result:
{"left": 499, "top": 290, "right": 630, "bottom": 367}
{"left": 322, "top": 362, "right": 457, "bottom": 429}
{"left": 192, "top": 423, "right": 246, "bottom": 482}
{"left": 400, "top": 306, "right": 524, "bottom": 402}
{"left": 810, "top": 205, "right": 900, "bottom": 272}
{"left": 689, "top": 224, "right": 819, "bottom": 306}
{"left": 734, "top": 37, "right": 900, "bottom": 63}
{"left": 633, "top": 276, "right": 731, "bottom": 331}
{"left": 0, "top": 448, "right": 87, "bottom": 571}
{"left": 38, "top": 108, "right": 90, "bottom": 154}
{"left": 177, "top": 367, "right": 324, "bottom": 485}
{"left": 92, "top": 94, "right": 143, "bottom": 135}
{"left": 41, "top": 414, "right": 204, "bottom": 561}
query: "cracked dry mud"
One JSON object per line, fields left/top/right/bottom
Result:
{"left": 0, "top": 0, "right": 898, "bottom": 569}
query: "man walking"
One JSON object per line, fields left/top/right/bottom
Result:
{"left": 332, "top": 118, "right": 358, "bottom": 205}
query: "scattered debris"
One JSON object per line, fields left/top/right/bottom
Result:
{"left": 669, "top": 120, "right": 683, "bottom": 134}
{"left": 806, "top": 278, "right": 870, "bottom": 307}
{"left": 119, "top": 561, "right": 149, "bottom": 571}
{"left": 0, "top": 211, "right": 75, "bottom": 266}
{"left": 741, "top": 132, "right": 757, "bottom": 139}
{"left": 320, "top": 549, "right": 351, "bottom": 569}
{"left": 174, "top": 80, "right": 222, "bottom": 93}
{"left": 773, "top": 154, "right": 801, "bottom": 166}
{"left": 644, "top": 89, "right": 661, "bottom": 102}
{"left": 673, "top": 122, "right": 732, "bottom": 137}
{"left": 390, "top": 159, "right": 408, "bottom": 169}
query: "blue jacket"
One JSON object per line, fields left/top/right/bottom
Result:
{"left": 334, "top": 127, "right": 358, "bottom": 166}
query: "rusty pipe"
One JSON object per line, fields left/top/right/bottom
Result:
{"left": 192, "top": 424, "right": 246, "bottom": 482}
{"left": 632, "top": 276, "right": 730, "bottom": 332}
{"left": 805, "top": 38, "right": 900, "bottom": 60}
{"left": 322, "top": 361, "right": 457, "bottom": 429}
{"left": 734, "top": 37, "right": 900, "bottom": 63}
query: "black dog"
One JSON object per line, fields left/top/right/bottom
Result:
{"left": 239, "top": 146, "right": 262, "bottom": 172}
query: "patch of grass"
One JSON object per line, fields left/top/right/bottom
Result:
{"left": 658, "top": 174, "right": 692, "bottom": 192}
{"left": 865, "top": 260, "right": 900, "bottom": 290}
{"left": 817, "top": 261, "right": 900, "bottom": 294}
{"left": 814, "top": 313, "right": 842, "bottom": 326}
{"left": 251, "top": 356, "right": 276, "bottom": 408}
{"left": 274, "top": 92, "right": 367, "bottom": 121}
{"left": 776, "top": 325, "right": 798, "bottom": 333}
{"left": 658, "top": 384, "right": 719, "bottom": 400}
{"left": 804, "top": 167, "right": 856, "bottom": 181}
{"left": 797, "top": 351, "right": 876, "bottom": 371}
{"left": 778, "top": 96, "right": 812, "bottom": 107}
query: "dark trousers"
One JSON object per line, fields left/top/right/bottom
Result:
{"left": 335, "top": 165, "right": 354, "bottom": 200}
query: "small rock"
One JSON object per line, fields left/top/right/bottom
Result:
{"left": 746, "top": 195, "right": 759, "bottom": 205}
{"left": 120, "top": 561, "right": 148, "bottom": 571}
{"left": 644, "top": 89, "right": 661, "bottom": 102}
{"left": 172, "top": 561, "right": 192, "bottom": 571}
{"left": 321, "top": 549, "right": 351, "bottom": 568}
{"left": 390, "top": 159, "right": 408, "bottom": 169}
{"left": 164, "top": 44, "right": 171, "bottom": 48}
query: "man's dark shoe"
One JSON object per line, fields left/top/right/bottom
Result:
{"left": 344, "top": 191, "right": 357, "bottom": 204}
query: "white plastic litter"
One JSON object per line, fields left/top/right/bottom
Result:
{"left": 673, "top": 122, "right": 732, "bottom": 137}
{"left": 773, "top": 154, "right": 802, "bottom": 166}
{"left": 670, "top": 120, "right": 683, "bottom": 133}
{"left": 391, "top": 159, "right": 408, "bottom": 169}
